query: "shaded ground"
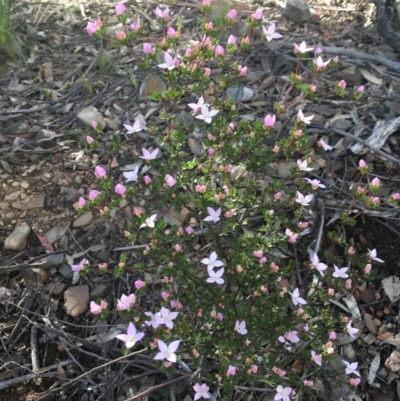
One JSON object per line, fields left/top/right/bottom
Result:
{"left": 1, "top": 0, "right": 400, "bottom": 400}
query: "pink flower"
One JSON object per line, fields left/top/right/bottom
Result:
{"left": 157, "top": 52, "right": 179, "bottom": 70}
{"left": 115, "top": 184, "right": 126, "bottom": 196}
{"left": 328, "top": 288, "right": 334, "bottom": 296}
{"left": 86, "top": 136, "right": 94, "bottom": 144}
{"left": 359, "top": 159, "right": 367, "bottom": 168}
{"left": 333, "top": 264, "right": 349, "bottom": 278}
{"left": 314, "top": 46, "right": 323, "bottom": 55}
{"left": 357, "top": 85, "right": 364, "bottom": 94}
{"left": 262, "top": 24, "right": 283, "bottom": 41}
{"left": 204, "top": 68, "right": 211, "bottom": 76}
{"left": 285, "top": 229, "right": 298, "bottom": 243}
{"left": 343, "top": 360, "right": 360, "bottom": 376}
{"left": 226, "top": 365, "right": 236, "bottom": 376}
{"left": 346, "top": 320, "right": 359, "bottom": 338}
{"left": 313, "top": 56, "right": 330, "bottom": 70}
{"left": 364, "top": 264, "right": 372, "bottom": 274}
{"left": 123, "top": 165, "right": 139, "bottom": 182}
{"left": 297, "top": 159, "right": 313, "bottom": 172}
{"left": 207, "top": 268, "right": 224, "bottom": 284}
{"left": 297, "top": 109, "right": 314, "bottom": 124}
{"left": 391, "top": 192, "right": 400, "bottom": 200}
{"left": 310, "top": 253, "right": 328, "bottom": 276}
{"left": 170, "top": 300, "right": 183, "bottom": 310}
{"left": 207, "top": 148, "right": 216, "bottom": 156}
{"left": 173, "top": 244, "right": 182, "bottom": 252}
{"left": 317, "top": 138, "right": 333, "bottom": 151}
{"left": 117, "top": 293, "right": 136, "bottom": 311}
{"left": 185, "top": 226, "right": 194, "bottom": 235}
{"left": 272, "top": 366, "right": 286, "bottom": 376}
{"left": 227, "top": 35, "right": 237, "bottom": 46}
{"left": 249, "top": 364, "right": 258, "bottom": 374}
{"left": 116, "top": 322, "right": 144, "bottom": 349}
{"left": 161, "top": 292, "right": 169, "bottom": 301}
{"left": 349, "top": 378, "right": 361, "bottom": 386}
{"left": 140, "top": 148, "right": 159, "bottom": 161}
{"left": 143, "top": 43, "right": 153, "bottom": 54}
{"left": 165, "top": 174, "right": 177, "bottom": 187}
{"left": 304, "top": 380, "right": 314, "bottom": 387}
{"left": 263, "top": 114, "right": 276, "bottom": 127}
{"left": 294, "top": 41, "right": 314, "bottom": 54}
{"left": 338, "top": 80, "right": 346, "bottom": 89}
{"left": 89, "top": 190, "right": 101, "bottom": 201}
{"left": 116, "top": 31, "right": 126, "bottom": 40}
{"left": 202, "top": 0, "right": 210, "bottom": 5}
{"left": 193, "top": 383, "right": 210, "bottom": 400}
{"left": 329, "top": 331, "right": 336, "bottom": 340}
{"left": 288, "top": 288, "right": 307, "bottom": 306}
{"left": 226, "top": 9, "right": 237, "bottom": 21}
{"left": 251, "top": 8, "right": 263, "bottom": 20}
{"left": 135, "top": 280, "right": 146, "bottom": 290}
{"left": 370, "top": 177, "right": 381, "bottom": 187}
{"left": 144, "top": 311, "right": 161, "bottom": 329}
{"left": 345, "top": 279, "right": 352, "bottom": 289}
{"left": 154, "top": 340, "right": 180, "bottom": 363}
{"left": 238, "top": 65, "right": 248, "bottom": 76}
{"left": 94, "top": 166, "right": 106, "bottom": 178}
{"left": 78, "top": 197, "right": 86, "bottom": 208}
{"left": 153, "top": 6, "right": 169, "bottom": 20}
{"left": 124, "top": 120, "right": 142, "bottom": 134}
{"left": 311, "top": 350, "right": 322, "bottom": 366}
{"left": 156, "top": 306, "right": 178, "bottom": 329}
{"left": 274, "top": 192, "right": 282, "bottom": 200}
{"left": 195, "top": 105, "right": 219, "bottom": 124}
{"left": 86, "top": 19, "right": 102, "bottom": 36}
{"left": 253, "top": 250, "right": 263, "bottom": 258}
{"left": 91, "top": 121, "right": 98, "bottom": 129}
{"left": 143, "top": 175, "right": 152, "bottom": 185}
{"left": 234, "top": 320, "right": 247, "bottom": 335}
{"left": 129, "top": 19, "right": 140, "bottom": 32}
{"left": 275, "top": 385, "right": 292, "bottom": 401}
{"left": 204, "top": 207, "right": 221, "bottom": 223}
{"left": 295, "top": 191, "right": 313, "bottom": 207}
{"left": 90, "top": 300, "right": 102, "bottom": 314}
{"left": 285, "top": 330, "right": 300, "bottom": 343}
{"left": 115, "top": 2, "right": 126, "bottom": 15}
{"left": 71, "top": 258, "right": 87, "bottom": 272}
{"left": 368, "top": 248, "right": 384, "bottom": 263}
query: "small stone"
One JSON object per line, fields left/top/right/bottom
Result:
{"left": 4, "top": 122, "right": 30, "bottom": 134}
{"left": 4, "top": 222, "right": 31, "bottom": 251}
{"left": 64, "top": 285, "right": 90, "bottom": 318}
{"left": 39, "top": 253, "right": 64, "bottom": 270}
{"left": 364, "top": 313, "right": 378, "bottom": 334}
{"left": 73, "top": 212, "right": 93, "bottom": 228}
{"left": 276, "top": 160, "right": 297, "bottom": 179}
{"left": 343, "top": 343, "right": 356, "bottom": 360}
{"left": 12, "top": 196, "right": 45, "bottom": 210}
{"left": 4, "top": 191, "right": 21, "bottom": 201}
{"left": 282, "top": 0, "right": 311, "bottom": 23}
{"left": 59, "top": 263, "right": 73, "bottom": 278}
{"left": 90, "top": 284, "right": 108, "bottom": 299}
{"left": 20, "top": 182, "right": 29, "bottom": 189}
{"left": 45, "top": 281, "right": 67, "bottom": 296}
{"left": 64, "top": 187, "right": 81, "bottom": 203}
{"left": 332, "top": 119, "right": 352, "bottom": 131}
{"left": 77, "top": 106, "right": 105, "bottom": 128}
{"left": 363, "top": 333, "right": 376, "bottom": 345}
{"left": 45, "top": 221, "right": 71, "bottom": 244}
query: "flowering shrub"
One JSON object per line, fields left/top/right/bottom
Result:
{"left": 75, "top": 2, "right": 400, "bottom": 399}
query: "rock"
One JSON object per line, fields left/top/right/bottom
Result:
{"left": 363, "top": 333, "right": 376, "bottom": 345}
{"left": 4, "top": 122, "right": 30, "bottom": 134}
{"left": 4, "top": 191, "right": 21, "bottom": 201}
{"left": 230, "top": 164, "right": 254, "bottom": 182}
{"left": 343, "top": 344, "right": 356, "bottom": 360}
{"left": 90, "top": 284, "right": 108, "bottom": 299}
{"left": 276, "top": 160, "right": 297, "bottom": 179}
{"left": 4, "top": 222, "right": 31, "bottom": 251}
{"left": 59, "top": 263, "right": 73, "bottom": 278}
{"left": 282, "top": 0, "right": 311, "bottom": 23}
{"left": 226, "top": 86, "right": 254, "bottom": 103}
{"left": 64, "top": 285, "right": 89, "bottom": 318}
{"left": 64, "top": 187, "right": 81, "bottom": 203}
{"left": 364, "top": 313, "right": 378, "bottom": 334}
{"left": 338, "top": 66, "right": 364, "bottom": 85}
{"left": 73, "top": 212, "right": 93, "bottom": 228}
{"left": 332, "top": 119, "right": 352, "bottom": 131}
{"left": 45, "top": 221, "right": 71, "bottom": 244}
{"left": 39, "top": 253, "right": 64, "bottom": 270}
{"left": 77, "top": 106, "right": 105, "bottom": 128}
{"left": 12, "top": 196, "right": 45, "bottom": 210}
{"left": 45, "top": 281, "right": 67, "bottom": 296}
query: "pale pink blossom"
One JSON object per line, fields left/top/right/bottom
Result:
{"left": 310, "top": 253, "right": 328, "bottom": 276}
{"left": 275, "top": 385, "right": 292, "bottom": 401}
{"left": 78, "top": 197, "right": 86, "bottom": 208}
{"left": 313, "top": 56, "right": 330, "bottom": 70}
{"left": 349, "top": 378, "right": 361, "bottom": 386}
{"left": 304, "top": 380, "right": 314, "bottom": 387}
{"left": 357, "top": 85, "right": 364, "bottom": 94}
{"left": 204, "top": 207, "right": 221, "bottom": 223}
{"left": 333, "top": 264, "right": 349, "bottom": 278}
{"left": 165, "top": 174, "right": 177, "bottom": 187}
{"left": 368, "top": 248, "right": 384, "bottom": 263}
{"left": 140, "top": 148, "right": 159, "bottom": 161}
{"left": 201, "top": 252, "right": 223, "bottom": 271}
{"left": 86, "top": 19, "right": 102, "bottom": 36}
{"left": 195, "top": 105, "right": 219, "bottom": 124}
{"left": 153, "top": 6, "right": 169, "bottom": 20}
{"left": 156, "top": 307, "right": 179, "bottom": 329}
{"left": 226, "top": 365, "right": 236, "bottom": 376}
{"left": 317, "top": 138, "right": 333, "bottom": 151}
{"left": 226, "top": 9, "right": 237, "bottom": 21}
{"left": 288, "top": 288, "right": 307, "bottom": 306}
{"left": 124, "top": 120, "right": 142, "bottom": 134}
{"left": 158, "top": 52, "right": 179, "bottom": 70}
{"left": 343, "top": 360, "right": 360, "bottom": 376}
{"left": 143, "top": 43, "right": 153, "bottom": 54}
{"left": 215, "top": 45, "right": 224, "bottom": 56}
{"left": 303, "top": 178, "right": 326, "bottom": 189}
{"left": 297, "top": 109, "right": 314, "bottom": 124}
{"left": 297, "top": 159, "right": 313, "bottom": 172}
{"left": 234, "top": 320, "right": 247, "bottom": 335}
{"left": 227, "top": 35, "right": 237, "bottom": 46}
{"left": 144, "top": 311, "right": 161, "bottom": 328}
{"left": 295, "top": 191, "right": 313, "bottom": 206}
{"left": 86, "top": 136, "right": 94, "bottom": 144}
{"left": 263, "top": 114, "right": 276, "bottom": 127}
{"left": 143, "top": 175, "right": 152, "bottom": 185}
{"left": 338, "top": 80, "right": 346, "bottom": 89}
{"left": 346, "top": 320, "right": 359, "bottom": 338}
{"left": 123, "top": 165, "right": 139, "bottom": 182}
{"left": 117, "top": 293, "right": 136, "bottom": 311}
{"left": 116, "top": 322, "right": 144, "bottom": 348}
{"left": 193, "top": 383, "right": 210, "bottom": 400}
{"left": 115, "top": 184, "right": 126, "bottom": 196}
{"left": 251, "top": 8, "right": 263, "bottom": 20}
{"left": 94, "top": 166, "right": 106, "bottom": 178}
{"left": 207, "top": 268, "right": 224, "bottom": 284}
{"left": 115, "top": 2, "right": 126, "bottom": 15}
{"left": 154, "top": 340, "right": 180, "bottom": 362}
{"left": 263, "top": 23, "right": 283, "bottom": 41}
{"left": 311, "top": 350, "right": 322, "bottom": 366}
{"left": 135, "top": 280, "right": 146, "bottom": 289}
{"left": 116, "top": 31, "right": 126, "bottom": 40}
{"left": 294, "top": 41, "right": 314, "bottom": 54}
{"left": 364, "top": 264, "right": 372, "bottom": 274}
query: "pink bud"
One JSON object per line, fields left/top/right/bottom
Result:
{"left": 89, "top": 190, "right": 100, "bottom": 201}
{"left": 90, "top": 301, "right": 102, "bottom": 314}
{"left": 329, "top": 331, "right": 336, "bottom": 340}
{"left": 215, "top": 45, "right": 224, "bottom": 56}
{"left": 226, "top": 365, "right": 236, "bottom": 376}
{"left": 358, "top": 159, "right": 367, "bottom": 168}
{"left": 143, "top": 43, "right": 153, "bottom": 54}
{"left": 251, "top": 8, "right": 262, "bottom": 20}
{"left": 338, "top": 80, "right": 346, "bottom": 89}
{"left": 364, "top": 263, "right": 372, "bottom": 274}
{"left": 115, "top": 184, "right": 126, "bottom": 196}
{"left": 226, "top": 9, "right": 237, "bottom": 21}
{"left": 161, "top": 291, "right": 169, "bottom": 300}
{"left": 227, "top": 35, "right": 237, "bottom": 45}
{"left": 314, "top": 47, "right": 323, "bottom": 55}
{"left": 205, "top": 22, "right": 213, "bottom": 30}
{"left": 86, "top": 136, "right": 94, "bottom": 144}
{"left": 207, "top": 148, "right": 216, "bottom": 155}
{"left": 225, "top": 164, "right": 232, "bottom": 172}
{"left": 357, "top": 85, "right": 364, "bottom": 94}
{"left": 94, "top": 166, "right": 106, "bottom": 178}
{"left": 115, "top": 2, "right": 126, "bottom": 15}
{"left": 174, "top": 244, "right": 182, "bottom": 252}
{"left": 333, "top": 56, "right": 339, "bottom": 62}
{"left": 238, "top": 65, "right": 248, "bottom": 76}
{"left": 115, "top": 31, "right": 126, "bottom": 40}
{"left": 203, "top": 0, "right": 210, "bottom": 5}
{"left": 91, "top": 121, "right": 98, "bottom": 129}
{"left": 195, "top": 185, "right": 206, "bottom": 193}
{"left": 253, "top": 250, "right": 263, "bottom": 258}
{"left": 135, "top": 280, "right": 146, "bottom": 289}
{"left": 185, "top": 226, "right": 194, "bottom": 235}
{"left": 167, "top": 27, "right": 177, "bottom": 37}
{"left": 143, "top": 175, "right": 152, "bottom": 184}
{"left": 165, "top": 174, "right": 177, "bottom": 187}
{"left": 328, "top": 288, "right": 334, "bottom": 296}
{"left": 274, "top": 192, "right": 282, "bottom": 200}
{"left": 78, "top": 197, "right": 86, "bottom": 208}
{"left": 371, "top": 177, "right": 380, "bottom": 187}
{"left": 391, "top": 192, "right": 400, "bottom": 200}
{"left": 204, "top": 68, "right": 211, "bottom": 76}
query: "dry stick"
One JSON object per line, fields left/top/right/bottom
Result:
{"left": 324, "top": 126, "right": 400, "bottom": 166}
{"left": 0, "top": 360, "right": 72, "bottom": 391}
{"left": 36, "top": 348, "right": 148, "bottom": 401}
{"left": 124, "top": 374, "right": 193, "bottom": 401}
{"left": 30, "top": 324, "right": 40, "bottom": 386}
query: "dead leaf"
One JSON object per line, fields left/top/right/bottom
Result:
{"left": 36, "top": 233, "right": 55, "bottom": 252}
{"left": 360, "top": 68, "right": 382, "bottom": 85}
{"left": 43, "top": 61, "right": 53, "bottom": 82}
{"left": 382, "top": 276, "right": 400, "bottom": 302}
